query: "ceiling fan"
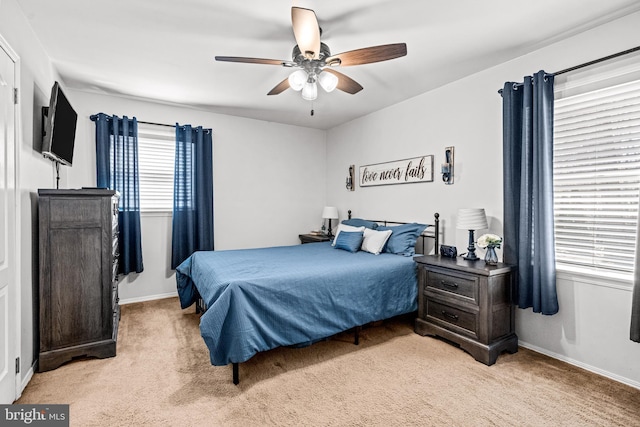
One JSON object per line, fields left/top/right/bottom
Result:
{"left": 215, "top": 7, "right": 407, "bottom": 101}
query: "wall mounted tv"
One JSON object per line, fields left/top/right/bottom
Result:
{"left": 42, "top": 81, "right": 77, "bottom": 166}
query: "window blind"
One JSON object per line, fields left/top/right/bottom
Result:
{"left": 553, "top": 78, "right": 640, "bottom": 275}
{"left": 137, "top": 123, "right": 175, "bottom": 212}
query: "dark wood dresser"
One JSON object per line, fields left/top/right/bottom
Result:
{"left": 38, "top": 188, "right": 120, "bottom": 371}
{"left": 414, "top": 255, "right": 518, "bottom": 365}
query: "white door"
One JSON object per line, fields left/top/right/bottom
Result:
{"left": 0, "top": 39, "right": 17, "bottom": 404}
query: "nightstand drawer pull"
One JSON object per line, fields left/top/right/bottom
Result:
{"left": 441, "top": 280, "right": 458, "bottom": 290}
{"left": 442, "top": 310, "right": 459, "bottom": 321}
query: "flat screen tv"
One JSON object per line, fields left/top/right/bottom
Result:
{"left": 42, "top": 82, "right": 77, "bottom": 166}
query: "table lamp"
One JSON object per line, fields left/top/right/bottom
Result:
{"left": 456, "top": 208, "right": 488, "bottom": 261}
{"left": 322, "top": 206, "right": 339, "bottom": 238}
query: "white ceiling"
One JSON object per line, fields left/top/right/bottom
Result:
{"left": 15, "top": 0, "right": 640, "bottom": 129}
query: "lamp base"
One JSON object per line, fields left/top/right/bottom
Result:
{"left": 463, "top": 230, "right": 479, "bottom": 261}
{"left": 463, "top": 251, "right": 479, "bottom": 261}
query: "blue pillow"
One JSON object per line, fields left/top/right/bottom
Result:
{"left": 333, "top": 231, "right": 364, "bottom": 253}
{"left": 377, "top": 223, "right": 428, "bottom": 256}
{"left": 341, "top": 218, "right": 379, "bottom": 230}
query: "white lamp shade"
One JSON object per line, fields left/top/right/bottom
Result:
{"left": 288, "top": 70, "right": 307, "bottom": 91}
{"left": 318, "top": 71, "right": 338, "bottom": 93}
{"left": 322, "top": 206, "right": 339, "bottom": 219}
{"left": 301, "top": 81, "right": 318, "bottom": 100}
{"left": 456, "top": 208, "right": 488, "bottom": 230}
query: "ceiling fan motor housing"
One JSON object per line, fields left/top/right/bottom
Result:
{"left": 292, "top": 43, "right": 331, "bottom": 65}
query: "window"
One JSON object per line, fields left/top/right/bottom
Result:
{"left": 553, "top": 56, "right": 640, "bottom": 279}
{"left": 137, "top": 122, "right": 175, "bottom": 213}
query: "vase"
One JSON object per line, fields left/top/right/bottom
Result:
{"left": 484, "top": 246, "right": 498, "bottom": 266}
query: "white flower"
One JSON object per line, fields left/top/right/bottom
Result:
{"left": 477, "top": 233, "right": 502, "bottom": 248}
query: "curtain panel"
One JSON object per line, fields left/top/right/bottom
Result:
{"left": 171, "top": 124, "right": 214, "bottom": 269}
{"left": 502, "top": 71, "right": 559, "bottom": 315}
{"left": 91, "top": 113, "right": 144, "bottom": 275}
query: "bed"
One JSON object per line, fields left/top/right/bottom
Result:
{"left": 176, "top": 212, "right": 439, "bottom": 384}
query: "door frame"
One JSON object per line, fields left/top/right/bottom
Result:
{"left": 0, "top": 32, "right": 22, "bottom": 402}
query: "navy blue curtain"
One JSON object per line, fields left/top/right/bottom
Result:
{"left": 91, "top": 113, "right": 144, "bottom": 275}
{"left": 502, "top": 71, "right": 558, "bottom": 315}
{"left": 171, "top": 124, "right": 214, "bottom": 269}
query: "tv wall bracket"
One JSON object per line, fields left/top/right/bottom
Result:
{"left": 42, "top": 106, "right": 60, "bottom": 189}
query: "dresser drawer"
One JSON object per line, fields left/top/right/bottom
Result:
{"left": 426, "top": 299, "right": 477, "bottom": 337}
{"left": 426, "top": 270, "right": 478, "bottom": 303}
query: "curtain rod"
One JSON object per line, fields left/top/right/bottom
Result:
{"left": 497, "top": 45, "right": 640, "bottom": 94}
{"left": 137, "top": 120, "right": 212, "bottom": 134}
{"left": 137, "top": 120, "right": 175, "bottom": 128}
{"left": 552, "top": 45, "right": 640, "bottom": 76}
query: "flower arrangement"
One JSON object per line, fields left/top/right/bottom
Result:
{"left": 476, "top": 233, "right": 502, "bottom": 249}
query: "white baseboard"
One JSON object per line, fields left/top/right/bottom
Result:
{"left": 119, "top": 291, "right": 178, "bottom": 305}
{"left": 17, "top": 364, "right": 34, "bottom": 400}
{"left": 518, "top": 340, "right": 640, "bottom": 390}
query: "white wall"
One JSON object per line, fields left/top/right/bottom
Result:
{"left": 0, "top": 0, "right": 61, "bottom": 394}
{"left": 66, "top": 90, "right": 327, "bottom": 302}
{"left": 325, "top": 12, "right": 640, "bottom": 388}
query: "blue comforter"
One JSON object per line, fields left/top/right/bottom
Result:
{"left": 176, "top": 242, "right": 418, "bottom": 366}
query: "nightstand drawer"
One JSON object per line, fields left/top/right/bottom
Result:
{"left": 426, "top": 299, "right": 477, "bottom": 337}
{"left": 427, "top": 270, "right": 478, "bottom": 303}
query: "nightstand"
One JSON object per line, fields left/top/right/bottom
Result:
{"left": 414, "top": 255, "right": 518, "bottom": 365}
{"left": 299, "top": 234, "right": 331, "bottom": 244}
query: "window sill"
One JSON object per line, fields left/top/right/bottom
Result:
{"left": 556, "top": 264, "right": 633, "bottom": 291}
{"left": 141, "top": 211, "right": 172, "bottom": 218}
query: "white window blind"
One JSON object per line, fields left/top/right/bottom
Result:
{"left": 137, "top": 123, "right": 175, "bottom": 212}
{"left": 553, "top": 78, "right": 640, "bottom": 276}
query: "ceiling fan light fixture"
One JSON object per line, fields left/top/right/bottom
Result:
{"left": 288, "top": 69, "right": 307, "bottom": 91}
{"left": 301, "top": 81, "right": 318, "bottom": 101}
{"left": 318, "top": 71, "right": 338, "bottom": 93}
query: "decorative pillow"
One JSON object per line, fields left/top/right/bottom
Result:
{"left": 360, "top": 228, "right": 393, "bottom": 255}
{"left": 332, "top": 224, "right": 365, "bottom": 246}
{"left": 377, "top": 223, "right": 428, "bottom": 256}
{"left": 341, "top": 218, "right": 379, "bottom": 230}
{"left": 333, "top": 231, "right": 364, "bottom": 253}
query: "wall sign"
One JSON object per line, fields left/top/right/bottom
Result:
{"left": 359, "top": 155, "right": 434, "bottom": 187}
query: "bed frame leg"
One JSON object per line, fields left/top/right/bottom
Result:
{"left": 354, "top": 326, "right": 361, "bottom": 345}
{"left": 232, "top": 363, "right": 239, "bottom": 385}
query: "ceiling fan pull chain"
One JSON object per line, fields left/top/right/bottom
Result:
{"left": 310, "top": 100, "right": 315, "bottom": 116}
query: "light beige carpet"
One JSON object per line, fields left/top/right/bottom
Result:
{"left": 17, "top": 297, "right": 640, "bottom": 426}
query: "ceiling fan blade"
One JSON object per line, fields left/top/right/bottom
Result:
{"left": 291, "top": 7, "right": 321, "bottom": 59}
{"left": 326, "top": 43, "right": 407, "bottom": 67}
{"left": 323, "top": 69, "right": 363, "bottom": 94}
{"left": 267, "top": 78, "right": 290, "bottom": 96}
{"left": 215, "top": 56, "right": 288, "bottom": 66}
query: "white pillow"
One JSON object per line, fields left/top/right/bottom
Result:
{"left": 332, "top": 224, "right": 365, "bottom": 246}
{"left": 361, "top": 228, "right": 393, "bottom": 255}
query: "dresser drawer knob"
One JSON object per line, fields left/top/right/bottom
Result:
{"left": 441, "top": 280, "right": 458, "bottom": 289}
{"left": 442, "top": 310, "right": 459, "bottom": 321}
